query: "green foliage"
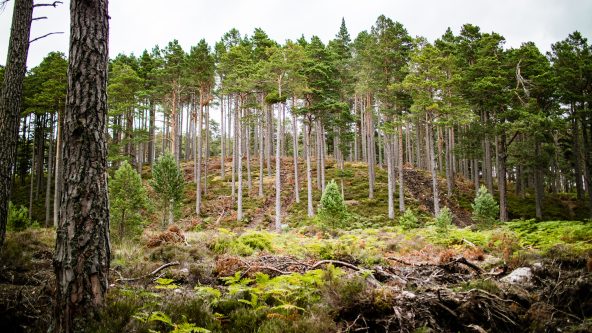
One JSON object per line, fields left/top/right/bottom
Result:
{"left": 211, "top": 229, "right": 274, "bottom": 256}
{"left": 434, "top": 206, "right": 453, "bottom": 234}
{"left": 133, "top": 310, "right": 211, "bottom": 333}
{"left": 109, "top": 161, "right": 149, "bottom": 241}
{"left": 238, "top": 232, "right": 273, "bottom": 252}
{"left": 150, "top": 154, "right": 185, "bottom": 227}
{"left": 472, "top": 185, "right": 499, "bottom": 228}
{"left": 317, "top": 180, "right": 348, "bottom": 228}
{"left": 399, "top": 209, "right": 419, "bottom": 230}
{"left": 506, "top": 219, "right": 592, "bottom": 254}
{"left": 7, "top": 201, "right": 36, "bottom": 231}
{"left": 317, "top": 234, "right": 383, "bottom": 266}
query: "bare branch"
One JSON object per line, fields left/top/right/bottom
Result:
{"left": 0, "top": 0, "right": 9, "bottom": 12}
{"left": 32, "top": 16, "right": 47, "bottom": 20}
{"left": 29, "top": 31, "right": 63, "bottom": 43}
{"left": 33, "top": 1, "right": 62, "bottom": 8}
{"left": 115, "top": 261, "right": 180, "bottom": 283}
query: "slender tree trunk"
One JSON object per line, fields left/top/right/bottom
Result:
{"left": 398, "top": 125, "right": 405, "bottom": 212}
{"left": 237, "top": 97, "right": 243, "bottom": 221}
{"left": 275, "top": 104, "right": 282, "bottom": 231}
{"left": 266, "top": 105, "right": 272, "bottom": 176}
{"left": 366, "top": 100, "right": 375, "bottom": 199}
{"left": 320, "top": 122, "right": 326, "bottom": 192}
{"left": 220, "top": 95, "right": 225, "bottom": 179}
{"left": 445, "top": 127, "right": 454, "bottom": 197}
{"left": 534, "top": 141, "right": 544, "bottom": 219}
{"left": 231, "top": 97, "right": 236, "bottom": 203}
{"left": 245, "top": 109, "right": 252, "bottom": 193}
{"left": 426, "top": 115, "right": 440, "bottom": 215}
{"left": 292, "top": 107, "right": 299, "bottom": 203}
{"left": 258, "top": 111, "right": 264, "bottom": 197}
{"left": 498, "top": 130, "right": 508, "bottom": 222}
{"left": 45, "top": 114, "right": 55, "bottom": 227}
{"left": 580, "top": 112, "right": 592, "bottom": 217}
{"left": 196, "top": 94, "right": 203, "bottom": 215}
{"left": 473, "top": 159, "right": 480, "bottom": 195}
{"left": 386, "top": 131, "right": 394, "bottom": 219}
{"left": 0, "top": 0, "right": 34, "bottom": 247}
{"left": 305, "top": 121, "right": 314, "bottom": 217}
{"left": 54, "top": 111, "right": 63, "bottom": 227}
{"left": 204, "top": 104, "right": 210, "bottom": 196}
{"left": 28, "top": 118, "right": 35, "bottom": 219}
{"left": 53, "top": 0, "right": 110, "bottom": 330}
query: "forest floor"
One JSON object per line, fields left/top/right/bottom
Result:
{"left": 2, "top": 158, "right": 592, "bottom": 332}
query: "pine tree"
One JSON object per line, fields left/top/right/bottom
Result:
{"left": 150, "top": 153, "right": 185, "bottom": 227}
{"left": 318, "top": 179, "right": 348, "bottom": 228}
{"left": 109, "top": 161, "right": 149, "bottom": 241}
{"left": 472, "top": 185, "right": 499, "bottom": 228}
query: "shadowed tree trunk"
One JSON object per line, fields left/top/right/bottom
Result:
{"left": 53, "top": 0, "right": 110, "bottom": 331}
{"left": 0, "top": 0, "right": 34, "bottom": 248}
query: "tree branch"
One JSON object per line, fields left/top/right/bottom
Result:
{"left": 115, "top": 261, "right": 180, "bottom": 282}
{"left": 29, "top": 31, "right": 63, "bottom": 43}
{"left": 32, "top": 16, "right": 47, "bottom": 20}
{"left": 33, "top": 1, "right": 62, "bottom": 8}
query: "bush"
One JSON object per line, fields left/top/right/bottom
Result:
{"left": 7, "top": 201, "right": 36, "bottom": 231}
{"left": 150, "top": 154, "right": 185, "bottom": 228}
{"left": 109, "top": 161, "right": 149, "bottom": 241}
{"left": 317, "top": 180, "right": 348, "bottom": 228}
{"left": 472, "top": 185, "right": 499, "bottom": 228}
{"left": 399, "top": 209, "right": 419, "bottom": 230}
{"left": 435, "top": 206, "right": 453, "bottom": 234}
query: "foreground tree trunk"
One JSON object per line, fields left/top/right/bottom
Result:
{"left": 0, "top": 0, "right": 34, "bottom": 248}
{"left": 53, "top": 0, "right": 111, "bottom": 331}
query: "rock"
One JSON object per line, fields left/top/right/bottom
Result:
{"left": 501, "top": 267, "right": 533, "bottom": 285}
{"left": 401, "top": 290, "right": 416, "bottom": 299}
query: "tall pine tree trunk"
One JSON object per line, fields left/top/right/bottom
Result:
{"left": 195, "top": 94, "right": 203, "bottom": 215}
{"left": 53, "top": 0, "right": 110, "bottom": 330}
{"left": 398, "top": 125, "right": 405, "bottom": 212}
{"left": 292, "top": 107, "right": 299, "bottom": 203}
{"left": 0, "top": 0, "right": 34, "bottom": 248}
{"left": 237, "top": 99, "right": 243, "bottom": 221}
{"left": 45, "top": 114, "right": 55, "bottom": 227}
{"left": 386, "top": 131, "right": 394, "bottom": 219}
{"left": 275, "top": 104, "right": 282, "bottom": 231}
{"left": 426, "top": 115, "right": 440, "bottom": 215}
{"left": 498, "top": 130, "right": 508, "bottom": 222}
{"left": 305, "top": 120, "right": 314, "bottom": 217}
{"left": 220, "top": 95, "right": 225, "bottom": 179}
{"left": 258, "top": 111, "right": 264, "bottom": 197}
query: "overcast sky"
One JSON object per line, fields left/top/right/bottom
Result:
{"left": 1, "top": 0, "right": 591, "bottom": 67}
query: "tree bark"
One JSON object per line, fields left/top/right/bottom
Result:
{"left": 426, "top": 115, "right": 440, "bottom": 215}
{"left": 292, "top": 105, "right": 299, "bottom": 203}
{"left": 498, "top": 129, "right": 508, "bottom": 222}
{"left": 45, "top": 113, "right": 55, "bottom": 227}
{"left": 534, "top": 141, "right": 544, "bottom": 219}
{"left": 398, "top": 125, "right": 405, "bottom": 212}
{"left": 0, "top": 0, "right": 34, "bottom": 248}
{"left": 305, "top": 120, "right": 314, "bottom": 217}
{"left": 53, "top": 0, "right": 110, "bottom": 331}
{"left": 195, "top": 93, "right": 203, "bottom": 215}
{"left": 258, "top": 110, "right": 264, "bottom": 197}
{"left": 236, "top": 97, "right": 243, "bottom": 221}
{"left": 275, "top": 104, "right": 282, "bottom": 231}
{"left": 220, "top": 95, "right": 225, "bottom": 179}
